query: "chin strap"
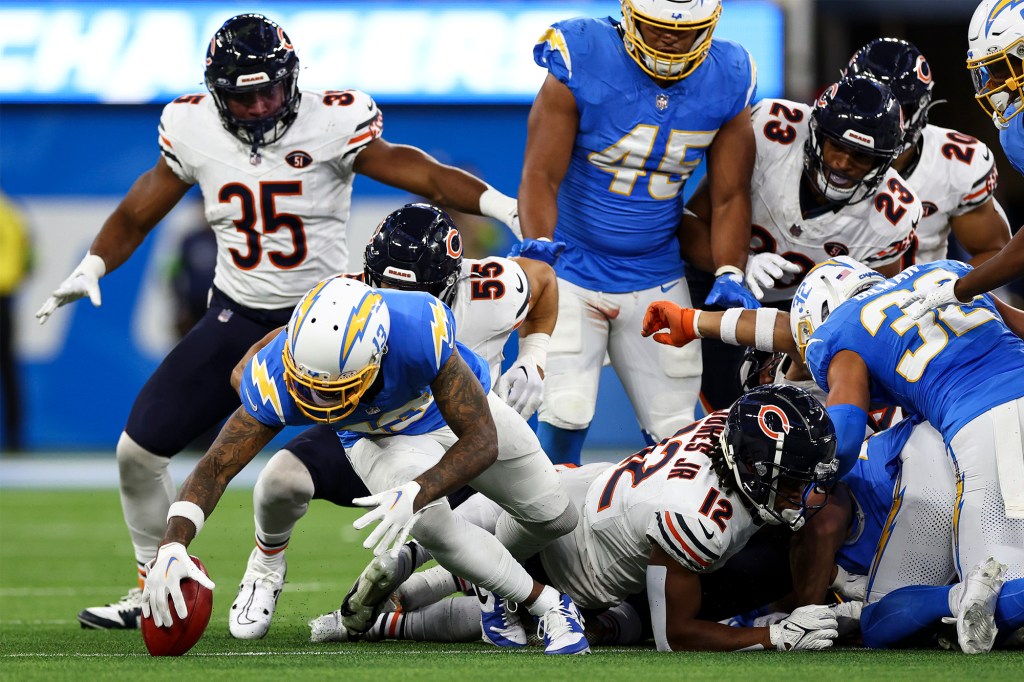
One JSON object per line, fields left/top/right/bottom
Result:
{"left": 249, "top": 129, "right": 265, "bottom": 166}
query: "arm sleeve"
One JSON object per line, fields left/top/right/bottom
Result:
{"left": 827, "top": 403, "right": 869, "bottom": 477}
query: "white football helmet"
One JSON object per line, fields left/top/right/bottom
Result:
{"left": 789, "top": 257, "right": 885, "bottom": 360}
{"left": 282, "top": 277, "right": 390, "bottom": 423}
{"left": 967, "top": 0, "right": 1024, "bottom": 128}
{"left": 620, "top": 0, "right": 722, "bottom": 81}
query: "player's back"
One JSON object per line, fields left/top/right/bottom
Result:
{"left": 159, "top": 89, "right": 383, "bottom": 309}
{"left": 564, "top": 412, "right": 756, "bottom": 607}
{"left": 904, "top": 125, "right": 998, "bottom": 264}
{"left": 534, "top": 17, "right": 755, "bottom": 292}
{"left": 806, "top": 260, "right": 1024, "bottom": 439}
{"left": 749, "top": 99, "right": 920, "bottom": 302}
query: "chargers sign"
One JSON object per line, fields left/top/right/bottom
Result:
{"left": 0, "top": 1, "right": 784, "bottom": 103}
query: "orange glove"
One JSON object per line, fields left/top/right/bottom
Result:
{"left": 642, "top": 301, "right": 701, "bottom": 347}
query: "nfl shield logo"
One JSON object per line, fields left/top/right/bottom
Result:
{"left": 656, "top": 94, "right": 669, "bottom": 111}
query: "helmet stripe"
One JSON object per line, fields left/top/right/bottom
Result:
{"left": 340, "top": 291, "right": 382, "bottom": 366}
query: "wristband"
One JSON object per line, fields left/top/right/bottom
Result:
{"left": 690, "top": 309, "right": 703, "bottom": 339}
{"left": 517, "top": 333, "right": 550, "bottom": 371}
{"left": 714, "top": 265, "right": 744, "bottom": 279}
{"left": 720, "top": 308, "right": 743, "bottom": 345}
{"left": 167, "top": 500, "right": 206, "bottom": 536}
{"left": 753, "top": 308, "right": 779, "bottom": 352}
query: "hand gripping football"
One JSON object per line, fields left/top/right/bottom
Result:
{"left": 141, "top": 555, "right": 213, "bottom": 656}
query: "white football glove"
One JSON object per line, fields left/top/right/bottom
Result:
{"left": 829, "top": 564, "right": 868, "bottom": 602}
{"left": 744, "top": 252, "right": 802, "bottom": 300}
{"left": 900, "top": 275, "right": 963, "bottom": 320}
{"left": 496, "top": 356, "right": 544, "bottom": 419}
{"left": 769, "top": 605, "right": 838, "bottom": 651}
{"left": 141, "top": 542, "right": 216, "bottom": 629}
{"left": 353, "top": 481, "right": 439, "bottom": 558}
{"left": 35, "top": 253, "right": 106, "bottom": 325}
{"left": 830, "top": 600, "right": 864, "bottom": 638}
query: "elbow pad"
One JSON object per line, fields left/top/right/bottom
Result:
{"left": 827, "top": 403, "right": 868, "bottom": 477}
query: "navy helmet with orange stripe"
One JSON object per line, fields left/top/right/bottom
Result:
{"left": 846, "top": 38, "right": 935, "bottom": 154}
{"left": 721, "top": 384, "right": 838, "bottom": 530}
{"left": 205, "top": 14, "right": 300, "bottom": 163}
{"left": 364, "top": 204, "right": 464, "bottom": 307}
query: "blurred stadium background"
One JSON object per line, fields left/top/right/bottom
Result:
{"left": 1, "top": 0, "right": 1020, "bottom": 464}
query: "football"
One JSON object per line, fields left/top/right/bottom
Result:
{"left": 141, "top": 555, "right": 213, "bottom": 656}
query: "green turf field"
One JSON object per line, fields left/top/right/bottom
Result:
{"left": 1, "top": 488, "right": 1020, "bottom": 681}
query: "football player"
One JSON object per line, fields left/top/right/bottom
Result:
{"left": 683, "top": 74, "right": 919, "bottom": 410}
{"left": 35, "top": 14, "right": 522, "bottom": 631}
{"left": 226, "top": 203, "right": 557, "bottom": 640}
{"left": 518, "top": 0, "right": 761, "bottom": 466}
{"left": 902, "top": 0, "right": 1024, "bottom": 316}
{"left": 643, "top": 255, "right": 1024, "bottom": 652}
{"left": 312, "top": 384, "right": 843, "bottom": 652}
{"left": 845, "top": 38, "right": 1010, "bottom": 268}
{"left": 141, "top": 277, "right": 590, "bottom": 655}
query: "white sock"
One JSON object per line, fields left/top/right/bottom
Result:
{"left": 526, "top": 585, "right": 560, "bottom": 617}
{"left": 371, "top": 596, "right": 482, "bottom": 642}
{"left": 116, "top": 432, "right": 174, "bottom": 568}
{"left": 395, "top": 565, "right": 468, "bottom": 611}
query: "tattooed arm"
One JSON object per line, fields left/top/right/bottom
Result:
{"left": 413, "top": 348, "right": 498, "bottom": 510}
{"left": 161, "top": 406, "right": 283, "bottom": 546}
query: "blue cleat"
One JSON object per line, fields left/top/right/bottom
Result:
{"left": 479, "top": 589, "right": 526, "bottom": 648}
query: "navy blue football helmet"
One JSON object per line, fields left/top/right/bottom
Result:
{"left": 364, "top": 204, "right": 464, "bottom": 306}
{"left": 846, "top": 38, "right": 934, "bottom": 153}
{"left": 804, "top": 75, "right": 904, "bottom": 206}
{"left": 721, "top": 384, "right": 838, "bottom": 530}
{"left": 205, "top": 14, "right": 301, "bottom": 162}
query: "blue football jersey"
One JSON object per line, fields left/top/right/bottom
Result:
{"left": 240, "top": 289, "right": 491, "bottom": 449}
{"left": 534, "top": 17, "right": 756, "bottom": 292}
{"left": 835, "top": 418, "right": 913, "bottom": 576}
{"left": 999, "top": 102, "right": 1024, "bottom": 175}
{"left": 806, "top": 261, "right": 1024, "bottom": 442}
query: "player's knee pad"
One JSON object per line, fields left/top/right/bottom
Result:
{"left": 538, "top": 383, "right": 596, "bottom": 430}
{"left": 522, "top": 500, "right": 578, "bottom": 539}
{"left": 254, "top": 449, "right": 315, "bottom": 509}
{"left": 116, "top": 431, "right": 170, "bottom": 488}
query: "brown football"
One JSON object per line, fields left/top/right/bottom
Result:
{"left": 141, "top": 555, "right": 213, "bottom": 656}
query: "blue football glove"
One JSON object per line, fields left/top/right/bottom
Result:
{"left": 705, "top": 273, "right": 762, "bottom": 309}
{"left": 508, "top": 238, "right": 566, "bottom": 266}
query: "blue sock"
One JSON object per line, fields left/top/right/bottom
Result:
{"left": 537, "top": 423, "right": 589, "bottom": 466}
{"left": 996, "top": 577, "right": 1024, "bottom": 632}
{"left": 861, "top": 585, "right": 953, "bottom": 649}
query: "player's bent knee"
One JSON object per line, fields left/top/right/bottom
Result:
{"left": 408, "top": 499, "right": 457, "bottom": 550}
{"left": 539, "top": 393, "right": 595, "bottom": 431}
{"left": 116, "top": 431, "right": 170, "bottom": 482}
{"left": 255, "top": 450, "right": 315, "bottom": 507}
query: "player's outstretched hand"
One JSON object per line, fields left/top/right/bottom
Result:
{"left": 769, "top": 605, "right": 839, "bottom": 651}
{"left": 642, "top": 301, "right": 700, "bottom": 347}
{"left": 496, "top": 357, "right": 544, "bottom": 419}
{"left": 900, "top": 275, "right": 962, "bottom": 319}
{"left": 35, "top": 253, "right": 106, "bottom": 324}
{"left": 508, "top": 238, "right": 566, "bottom": 266}
{"left": 745, "top": 253, "right": 801, "bottom": 300}
{"left": 353, "top": 482, "right": 439, "bottom": 558}
{"left": 705, "top": 272, "right": 762, "bottom": 309}
{"left": 141, "top": 542, "right": 216, "bottom": 628}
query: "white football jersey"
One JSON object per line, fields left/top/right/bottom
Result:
{"left": 551, "top": 412, "right": 758, "bottom": 608}
{"left": 901, "top": 125, "right": 1000, "bottom": 264}
{"left": 447, "top": 257, "right": 531, "bottom": 385}
{"left": 350, "top": 256, "right": 530, "bottom": 382}
{"left": 749, "top": 99, "right": 922, "bottom": 303}
{"left": 158, "top": 89, "right": 383, "bottom": 309}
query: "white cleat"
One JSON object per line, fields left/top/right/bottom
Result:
{"left": 228, "top": 548, "right": 286, "bottom": 640}
{"left": 538, "top": 593, "right": 591, "bottom": 655}
{"left": 309, "top": 609, "right": 382, "bottom": 643}
{"left": 340, "top": 544, "right": 416, "bottom": 634}
{"left": 77, "top": 587, "right": 146, "bottom": 630}
{"left": 956, "top": 556, "right": 1006, "bottom": 654}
